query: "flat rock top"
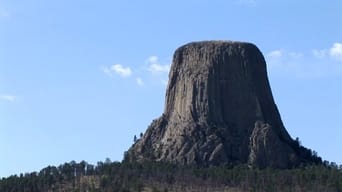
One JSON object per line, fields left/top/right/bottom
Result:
{"left": 172, "top": 40, "right": 262, "bottom": 70}
{"left": 176, "top": 40, "right": 258, "bottom": 51}
{"left": 179, "top": 40, "right": 255, "bottom": 46}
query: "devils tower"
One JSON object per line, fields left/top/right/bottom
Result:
{"left": 126, "top": 41, "right": 317, "bottom": 168}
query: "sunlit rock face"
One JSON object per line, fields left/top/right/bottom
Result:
{"left": 126, "top": 41, "right": 306, "bottom": 168}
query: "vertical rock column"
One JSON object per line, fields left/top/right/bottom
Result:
{"left": 126, "top": 41, "right": 304, "bottom": 168}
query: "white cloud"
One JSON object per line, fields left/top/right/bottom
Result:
{"left": 149, "top": 63, "right": 170, "bottom": 73}
{"left": 0, "top": 95, "right": 16, "bottom": 102}
{"left": 102, "top": 64, "right": 132, "bottom": 77}
{"left": 102, "top": 56, "right": 171, "bottom": 86}
{"left": 329, "top": 43, "right": 342, "bottom": 61}
{"left": 312, "top": 43, "right": 342, "bottom": 62}
{"left": 267, "top": 50, "right": 303, "bottom": 60}
{"left": 147, "top": 56, "right": 170, "bottom": 73}
{"left": 102, "top": 66, "right": 112, "bottom": 76}
{"left": 266, "top": 45, "right": 342, "bottom": 78}
{"left": 111, "top": 64, "right": 132, "bottom": 77}
{"left": 136, "top": 77, "right": 144, "bottom": 86}
{"left": 288, "top": 52, "right": 303, "bottom": 59}
{"left": 267, "top": 50, "right": 283, "bottom": 59}
{"left": 312, "top": 49, "right": 327, "bottom": 59}
{"left": 147, "top": 56, "right": 158, "bottom": 64}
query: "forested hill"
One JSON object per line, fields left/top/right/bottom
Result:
{"left": 1, "top": 160, "right": 342, "bottom": 192}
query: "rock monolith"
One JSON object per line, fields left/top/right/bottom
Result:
{"left": 126, "top": 41, "right": 316, "bottom": 168}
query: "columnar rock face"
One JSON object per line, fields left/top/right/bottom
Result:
{"left": 126, "top": 41, "right": 307, "bottom": 168}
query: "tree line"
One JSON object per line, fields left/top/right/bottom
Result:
{"left": 1, "top": 158, "right": 342, "bottom": 192}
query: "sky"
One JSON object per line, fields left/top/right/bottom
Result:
{"left": 1, "top": 0, "right": 341, "bottom": 177}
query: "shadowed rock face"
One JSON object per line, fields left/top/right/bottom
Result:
{"left": 126, "top": 41, "right": 305, "bottom": 168}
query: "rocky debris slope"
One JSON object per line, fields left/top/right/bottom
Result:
{"left": 126, "top": 41, "right": 315, "bottom": 168}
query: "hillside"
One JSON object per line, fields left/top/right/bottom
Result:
{"left": 1, "top": 160, "right": 342, "bottom": 192}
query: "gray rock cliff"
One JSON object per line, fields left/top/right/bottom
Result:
{"left": 126, "top": 41, "right": 313, "bottom": 168}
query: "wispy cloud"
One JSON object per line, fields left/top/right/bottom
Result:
{"left": 312, "top": 42, "right": 342, "bottom": 62}
{"left": 267, "top": 49, "right": 302, "bottom": 60}
{"left": 266, "top": 45, "right": 342, "bottom": 78}
{"left": 102, "top": 56, "right": 171, "bottom": 86}
{"left": 136, "top": 77, "right": 144, "bottom": 86}
{"left": 0, "top": 95, "right": 16, "bottom": 102}
{"left": 312, "top": 49, "right": 327, "bottom": 59}
{"left": 267, "top": 50, "right": 283, "bottom": 59}
{"left": 288, "top": 52, "right": 303, "bottom": 59}
{"left": 102, "top": 64, "right": 132, "bottom": 78}
{"left": 147, "top": 56, "right": 170, "bottom": 74}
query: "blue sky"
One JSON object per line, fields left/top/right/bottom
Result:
{"left": 1, "top": 0, "right": 341, "bottom": 177}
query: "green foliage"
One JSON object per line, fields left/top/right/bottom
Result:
{"left": 1, "top": 160, "right": 342, "bottom": 192}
